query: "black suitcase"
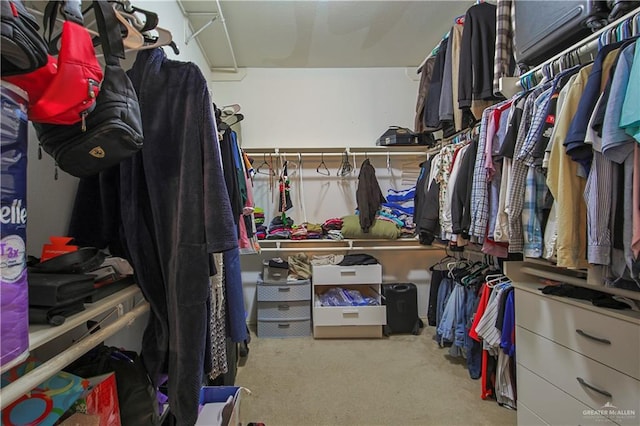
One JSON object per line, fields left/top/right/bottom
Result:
{"left": 382, "top": 283, "right": 424, "bottom": 336}
{"left": 513, "top": 0, "right": 611, "bottom": 66}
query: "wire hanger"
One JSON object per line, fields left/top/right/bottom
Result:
{"left": 337, "top": 152, "right": 353, "bottom": 178}
{"left": 316, "top": 153, "right": 330, "bottom": 176}
{"left": 256, "top": 154, "right": 275, "bottom": 176}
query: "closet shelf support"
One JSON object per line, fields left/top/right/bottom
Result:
{"left": 0, "top": 302, "right": 149, "bottom": 411}
{"left": 184, "top": 13, "right": 218, "bottom": 45}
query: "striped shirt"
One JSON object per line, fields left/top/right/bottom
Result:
{"left": 585, "top": 151, "right": 613, "bottom": 265}
{"left": 475, "top": 284, "right": 510, "bottom": 355}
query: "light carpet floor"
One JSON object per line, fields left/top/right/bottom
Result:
{"left": 234, "top": 326, "right": 517, "bottom": 426}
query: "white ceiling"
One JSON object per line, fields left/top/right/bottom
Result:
{"left": 179, "top": 0, "right": 473, "bottom": 69}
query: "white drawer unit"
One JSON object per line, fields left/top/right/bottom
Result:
{"left": 311, "top": 264, "right": 385, "bottom": 338}
{"left": 517, "top": 289, "right": 640, "bottom": 379}
{"left": 517, "top": 326, "right": 640, "bottom": 419}
{"left": 503, "top": 260, "right": 640, "bottom": 426}
{"left": 517, "top": 364, "right": 615, "bottom": 425}
{"left": 312, "top": 264, "right": 382, "bottom": 285}
{"left": 256, "top": 278, "right": 311, "bottom": 338}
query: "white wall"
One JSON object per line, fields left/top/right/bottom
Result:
{"left": 210, "top": 67, "right": 419, "bottom": 147}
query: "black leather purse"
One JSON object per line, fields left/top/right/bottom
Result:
{"left": 33, "top": 0, "right": 143, "bottom": 178}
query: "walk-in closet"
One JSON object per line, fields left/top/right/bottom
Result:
{"left": 1, "top": 1, "right": 639, "bottom": 425}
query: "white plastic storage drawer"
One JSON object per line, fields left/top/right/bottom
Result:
{"left": 312, "top": 264, "right": 382, "bottom": 285}
{"left": 313, "top": 305, "right": 386, "bottom": 326}
{"left": 257, "top": 300, "right": 310, "bottom": 321}
{"left": 257, "top": 319, "right": 311, "bottom": 338}
{"left": 256, "top": 279, "right": 311, "bottom": 302}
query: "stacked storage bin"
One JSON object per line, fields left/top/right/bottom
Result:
{"left": 256, "top": 261, "right": 311, "bottom": 338}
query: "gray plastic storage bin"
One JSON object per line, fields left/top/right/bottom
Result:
{"left": 256, "top": 278, "right": 311, "bottom": 302}
{"left": 257, "top": 300, "right": 311, "bottom": 321}
{"left": 257, "top": 319, "right": 312, "bottom": 338}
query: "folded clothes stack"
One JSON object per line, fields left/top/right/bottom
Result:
{"left": 321, "top": 218, "right": 343, "bottom": 233}
{"left": 381, "top": 186, "right": 416, "bottom": 237}
{"left": 254, "top": 207, "right": 267, "bottom": 240}
{"left": 266, "top": 215, "right": 294, "bottom": 240}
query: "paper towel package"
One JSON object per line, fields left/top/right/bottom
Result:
{"left": 0, "top": 81, "right": 30, "bottom": 369}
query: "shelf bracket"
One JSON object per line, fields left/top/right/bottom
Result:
{"left": 184, "top": 13, "right": 218, "bottom": 45}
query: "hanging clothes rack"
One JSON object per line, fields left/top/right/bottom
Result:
{"left": 499, "top": 6, "right": 640, "bottom": 97}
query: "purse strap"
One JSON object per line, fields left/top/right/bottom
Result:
{"left": 43, "top": 0, "right": 84, "bottom": 52}
{"left": 92, "top": 0, "right": 125, "bottom": 66}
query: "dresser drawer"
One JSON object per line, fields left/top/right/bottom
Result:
{"left": 517, "top": 326, "right": 640, "bottom": 420}
{"left": 517, "top": 364, "right": 615, "bottom": 425}
{"left": 515, "top": 289, "right": 640, "bottom": 379}
{"left": 257, "top": 281, "right": 311, "bottom": 302}
{"left": 313, "top": 305, "right": 386, "bottom": 326}
{"left": 312, "top": 264, "right": 381, "bottom": 285}
{"left": 257, "top": 300, "right": 310, "bottom": 321}
{"left": 517, "top": 401, "right": 549, "bottom": 426}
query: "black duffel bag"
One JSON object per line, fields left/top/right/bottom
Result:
{"left": 33, "top": 0, "right": 143, "bottom": 178}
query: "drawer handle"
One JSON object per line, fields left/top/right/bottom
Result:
{"left": 340, "top": 269, "right": 357, "bottom": 275}
{"left": 278, "top": 287, "right": 291, "bottom": 292}
{"left": 278, "top": 323, "right": 291, "bottom": 329}
{"left": 278, "top": 304, "right": 290, "bottom": 310}
{"left": 342, "top": 309, "right": 359, "bottom": 316}
{"left": 576, "top": 329, "right": 611, "bottom": 345}
{"left": 576, "top": 377, "right": 612, "bottom": 398}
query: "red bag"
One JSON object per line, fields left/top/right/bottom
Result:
{"left": 3, "top": 20, "right": 102, "bottom": 125}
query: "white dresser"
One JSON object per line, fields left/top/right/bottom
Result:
{"left": 504, "top": 262, "right": 640, "bottom": 426}
{"left": 311, "top": 264, "right": 386, "bottom": 338}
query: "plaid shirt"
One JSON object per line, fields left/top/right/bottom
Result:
{"left": 523, "top": 166, "right": 547, "bottom": 257}
{"left": 493, "top": 0, "right": 514, "bottom": 96}
{"left": 469, "top": 108, "right": 493, "bottom": 240}
{"left": 508, "top": 84, "right": 550, "bottom": 253}
{"left": 469, "top": 99, "right": 511, "bottom": 240}
{"left": 518, "top": 88, "right": 553, "bottom": 166}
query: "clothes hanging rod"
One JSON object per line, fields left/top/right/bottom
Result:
{"left": 0, "top": 302, "right": 149, "bottom": 411}
{"left": 517, "top": 6, "right": 640, "bottom": 84}
{"left": 258, "top": 242, "right": 445, "bottom": 252}
{"left": 242, "top": 149, "right": 429, "bottom": 157}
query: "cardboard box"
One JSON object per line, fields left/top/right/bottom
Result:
{"left": 60, "top": 413, "right": 101, "bottom": 426}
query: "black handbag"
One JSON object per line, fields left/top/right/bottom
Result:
{"left": 0, "top": 0, "right": 49, "bottom": 76}
{"left": 33, "top": 0, "right": 143, "bottom": 178}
